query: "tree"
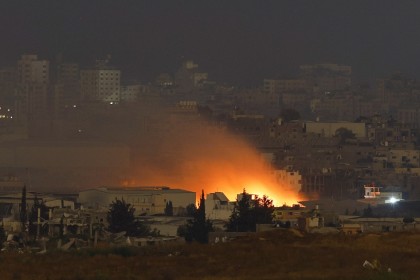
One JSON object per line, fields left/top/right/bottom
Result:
{"left": 107, "top": 198, "right": 150, "bottom": 236}
{"left": 253, "top": 195, "right": 275, "bottom": 225}
{"left": 164, "top": 201, "right": 174, "bottom": 216}
{"left": 185, "top": 190, "right": 213, "bottom": 243}
{"left": 335, "top": 127, "right": 356, "bottom": 144}
{"left": 226, "top": 189, "right": 253, "bottom": 232}
{"left": 363, "top": 204, "right": 373, "bottom": 217}
{"left": 186, "top": 203, "right": 196, "bottom": 217}
{"left": 20, "top": 185, "right": 27, "bottom": 232}
{"left": 226, "top": 189, "right": 274, "bottom": 232}
{"left": 0, "top": 225, "right": 6, "bottom": 248}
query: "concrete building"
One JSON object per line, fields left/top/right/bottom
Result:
{"left": 388, "top": 149, "right": 420, "bottom": 168}
{"left": 174, "top": 60, "right": 208, "bottom": 93}
{"left": 17, "top": 55, "right": 49, "bottom": 85}
{"left": 339, "top": 216, "right": 419, "bottom": 233}
{"left": 0, "top": 191, "right": 75, "bottom": 233}
{"left": 299, "top": 63, "right": 351, "bottom": 94}
{"left": 205, "top": 192, "right": 234, "bottom": 220}
{"left": 52, "top": 62, "right": 80, "bottom": 117}
{"left": 0, "top": 67, "right": 17, "bottom": 107}
{"left": 305, "top": 121, "right": 367, "bottom": 138}
{"left": 16, "top": 54, "right": 50, "bottom": 119}
{"left": 362, "top": 183, "right": 403, "bottom": 205}
{"left": 120, "top": 84, "right": 141, "bottom": 102}
{"left": 78, "top": 187, "right": 195, "bottom": 216}
{"left": 273, "top": 204, "right": 307, "bottom": 225}
{"left": 272, "top": 169, "right": 302, "bottom": 192}
{"left": 81, "top": 65, "right": 120, "bottom": 103}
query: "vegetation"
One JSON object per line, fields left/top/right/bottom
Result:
{"left": 185, "top": 203, "right": 196, "bottom": 217}
{"left": 107, "top": 198, "right": 150, "bottom": 236}
{"left": 184, "top": 190, "right": 213, "bottom": 243}
{"left": 226, "top": 189, "right": 274, "bottom": 232}
{"left": 0, "top": 225, "right": 6, "bottom": 248}
{"left": 335, "top": 127, "right": 356, "bottom": 144}
{"left": 164, "top": 200, "right": 173, "bottom": 216}
{"left": 363, "top": 204, "right": 374, "bottom": 217}
{"left": 0, "top": 230, "right": 419, "bottom": 279}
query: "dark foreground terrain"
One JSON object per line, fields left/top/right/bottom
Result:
{"left": 1, "top": 229, "right": 419, "bottom": 279}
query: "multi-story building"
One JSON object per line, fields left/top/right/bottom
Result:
{"left": 272, "top": 169, "right": 302, "bottom": 192}
{"left": 299, "top": 63, "right": 351, "bottom": 94}
{"left": 79, "top": 187, "right": 196, "bottom": 216}
{"left": 15, "top": 54, "right": 50, "bottom": 119}
{"left": 205, "top": 192, "right": 234, "bottom": 220}
{"left": 174, "top": 60, "right": 208, "bottom": 93}
{"left": 397, "top": 108, "right": 420, "bottom": 127}
{"left": 120, "top": 84, "right": 141, "bottom": 102}
{"left": 52, "top": 62, "right": 80, "bottom": 117}
{"left": 0, "top": 67, "right": 17, "bottom": 102}
{"left": 17, "top": 54, "right": 49, "bottom": 85}
{"left": 80, "top": 61, "right": 120, "bottom": 103}
{"left": 305, "top": 121, "right": 367, "bottom": 138}
{"left": 388, "top": 149, "right": 420, "bottom": 168}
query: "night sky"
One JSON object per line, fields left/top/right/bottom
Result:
{"left": 1, "top": 1, "right": 420, "bottom": 85}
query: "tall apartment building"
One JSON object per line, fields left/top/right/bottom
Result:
{"left": 56, "top": 63, "right": 80, "bottom": 102}
{"left": 52, "top": 62, "right": 81, "bottom": 117}
{"left": 0, "top": 67, "right": 16, "bottom": 102}
{"left": 81, "top": 65, "right": 120, "bottom": 103}
{"left": 299, "top": 64, "right": 351, "bottom": 94}
{"left": 174, "top": 60, "right": 208, "bottom": 93}
{"left": 16, "top": 54, "right": 50, "bottom": 120}
{"left": 120, "top": 84, "right": 141, "bottom": 102}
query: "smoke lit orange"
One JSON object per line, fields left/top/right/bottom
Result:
{"left": 128, "top": 114, "right": 303, "bottom": 206}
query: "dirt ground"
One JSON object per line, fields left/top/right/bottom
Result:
{"left": 0, "top": 229, "right": 419, "bottom": 279}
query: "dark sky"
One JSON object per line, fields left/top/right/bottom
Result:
{"left": 1, "top": 1, "right": 420, "bottom": 85}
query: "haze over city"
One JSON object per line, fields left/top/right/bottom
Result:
{"left": 1, "top": 2, "right": 420, "bottom": 279}
{"left": 2, "top": 1, "right": 420, "bottom": 85}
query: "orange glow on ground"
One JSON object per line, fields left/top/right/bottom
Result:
{"left": 127, "top": 116, "right": 304, "bottom": 206}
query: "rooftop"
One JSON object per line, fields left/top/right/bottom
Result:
{"left": 82, "top": 186, "right": 195, "bottom": 194}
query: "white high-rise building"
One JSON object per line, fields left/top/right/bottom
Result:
{"left": 81, "top": 69, "right": 120, "bottom": 103}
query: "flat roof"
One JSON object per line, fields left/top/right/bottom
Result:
{"left": 80, "top": 186, "right": 195, "bottom": 194}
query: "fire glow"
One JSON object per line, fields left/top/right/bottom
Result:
{"left": 127, "top": 115, "right": 303, "bottom": 206}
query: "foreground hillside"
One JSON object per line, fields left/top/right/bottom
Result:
{"left": 1, "top": 230, "right": 419, "bottom": 279}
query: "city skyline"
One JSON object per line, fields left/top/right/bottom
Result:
{"left": 1, "top": 1, "right": 420, "bottom": 85}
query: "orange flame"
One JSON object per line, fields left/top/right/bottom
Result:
{"left": 127, "top": 115, "right": 303, "bottom": 206}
